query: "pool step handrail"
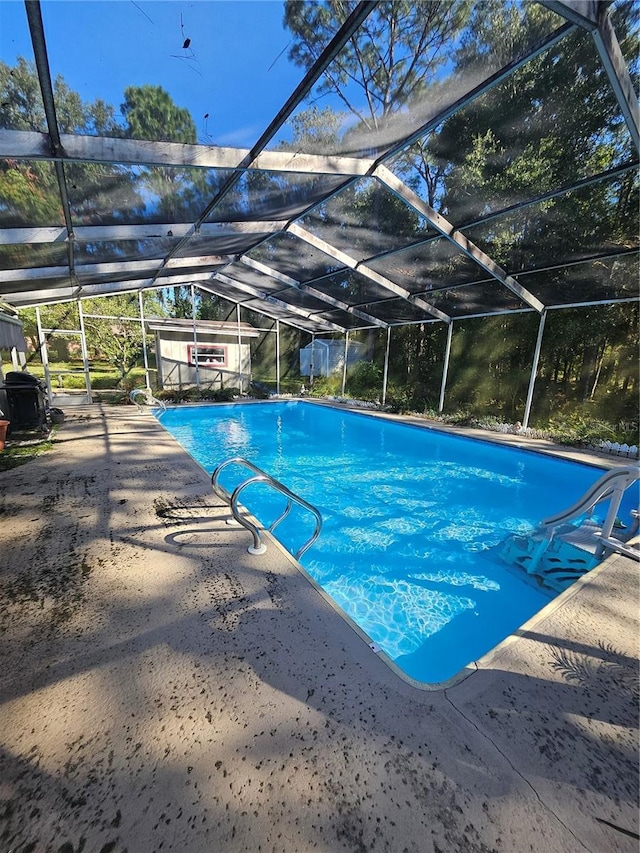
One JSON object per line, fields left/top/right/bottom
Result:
{"left": 536, "top": 464, "right": 640, "bottom": 559}
{"left": 130, "top": 388, "right": 167, "bottom": 414}
{"left": 538, "top": 465, "right": 639, "bottom": 532}
{"left": 211, "top": 456, "right": 322, "bottom": 559}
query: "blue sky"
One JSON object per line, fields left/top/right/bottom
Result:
{"left": 0, "top": 0, "right": 307, "bottom": 146}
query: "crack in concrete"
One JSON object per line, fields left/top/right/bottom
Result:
{"left": 443, "top": 688, "right": 595, "bottom": 853}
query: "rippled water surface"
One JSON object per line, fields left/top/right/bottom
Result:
{"left": 159, "top": 401, "right": 616, "bottom": 683}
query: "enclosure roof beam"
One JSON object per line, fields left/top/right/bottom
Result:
{"left": 0, "top": 129, "right": 375, "bottom": 176}
{"left": 539, "top": 1, "right": 601, "bottom": 29}
{"left": 591, "top": 8, "right": 639, "bottom": 153}
{"left": 2, "top": 285, "right": 81, "bottom": 306}
{"left": 0, "top": 270, "right": 229, "bottom": 299}
{"left": 239, "top": 256, "right": 388, "bottom": 329}
{"left": 374, "top": 166, "right": 546, "bottom": 314}
{"left": 163, "top": 254, "right": 234, "bottom": 271}
{"left": 544, "top": 295, "right": 640, "bottom": 310}
{"left": 236, "top": 257, "right": 299, "bottom": 289}
{"left": 24, "top": 0, "right": 75, "bottom": 278}
{"left": 144, "top": 2, "right": 378, "bottom": 292}
{"left": 0, "top": 255, "right": 236, "bottom": 284}
{"left": 286, "top": 223, "right": 451, "bottom": 324}
{"left": 194, "top": 281, "right": 317, "bottom": 335}
{"left": 0, "top": 221, "right": 288, "bottom": 246}
{"left": 213, "top": 272, "right": 347, "bottom": 333}
{"left": 80, "top": 272, "right": 228, "bottom": 297}
{"left": 0, "top": 267, "right": 75, "bottom": 285}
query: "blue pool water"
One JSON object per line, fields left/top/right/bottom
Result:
{"left": 158, "top": 401, "right": 632, "bottom": 684}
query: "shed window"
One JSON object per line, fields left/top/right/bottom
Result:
{"left": 188, "top": 344, "right": 227, "bottom": 368}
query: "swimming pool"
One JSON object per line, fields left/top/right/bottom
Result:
{"left": 158, "top": 401, "right": 631, "bottom": 684}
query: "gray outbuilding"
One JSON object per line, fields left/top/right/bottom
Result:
{"left": 147, "top": 318, "right": 260, "bottom": 391}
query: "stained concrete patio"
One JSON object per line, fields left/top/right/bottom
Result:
{"left": 0, "top": 403, "right": 637, "bottom": 853}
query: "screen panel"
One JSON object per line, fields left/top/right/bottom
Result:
{"left": 386, "top": 22, "right": 637, "bottom": 224}
{"left": 422, "top": 281, "right": 525, "bottom": 317}
{"left": 299, "top": 177, "right": 434, "bottom": 261}
{"left": 515, "top": 252, "right": 640, "bottom": 305}
{"left": 246, "top": 232, "right": 346, "bottom": 281}
{"left": 464, "top": 171, "right": 639, "bottom": 273}
{"left": 0, "top": 160, "right": 64, "bottom": 228}
{"left": 274, "top": 0, "right": 567, "bottom": 160}
{"left": 367, "top": 236, "right": 488, "bottom": 295}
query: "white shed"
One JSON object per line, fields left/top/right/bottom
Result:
{"left": 299, "top": 339, "right": 366, "bottom": 377}
{"left": 147, "top": 318, "right": 260, "bottom": 390}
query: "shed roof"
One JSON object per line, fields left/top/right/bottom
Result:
{"left": 146, "top": 318, "right": 260, "bottom": 337}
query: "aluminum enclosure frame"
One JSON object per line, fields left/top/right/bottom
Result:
{"left": 0, "top": 0, "right": 636, "bottom": 332}
{"left": 0, "top": 0, "right": 637, "bottom": 428}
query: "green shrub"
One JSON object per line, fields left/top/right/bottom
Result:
{"left": 346, "top": 361, "right": 381, "bottom": 401}
{"left": 309, "top": 374, "right": 341, "bottom": 397}
{"left": 197, "top": 387, "right": 219, "bottom": 401}
{"left": 542, "top": 413, "right": 637, "bottom": 446}
{"left": 155, "top": 388, "right": 181, "bottom": 403}
{"left": 384, "top": 387, "right": 412, "bottom": 413}
{"left": 154, "top": 386, "right": 240, "bottom": 403}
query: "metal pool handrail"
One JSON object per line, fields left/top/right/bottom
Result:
{"left": 538, "top": 465, "right": 639, "bottom": 536}
{"left": 534, "top": 464, "right": 640, "bottom": 563}
{"left": 130, "top": 388, "right": 167, "bottom": 414}
{"left": 211, "top": 456, "right": 322, "bottom": 559}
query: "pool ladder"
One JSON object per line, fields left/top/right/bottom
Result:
{"left": 129, "top": 388, "right": 167, "bottom": 414}
{"left": 211, "top": 457, "right": 322, "bottom": 559}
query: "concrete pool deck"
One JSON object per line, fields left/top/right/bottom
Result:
{"left": 0, "top": 403, "right": 638, "bottom": 853}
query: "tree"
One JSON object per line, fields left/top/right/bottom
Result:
{"left": 283, "top": 0, "right": 471, "bottom": 198}
{"left": 0, "top": 57, "right": 135, "bottom": 250}
{"left": 0, "top": 59, "right": 67, "bottom": 242}
{"left": 198, "top": 291, "right": 230, "bottom": 321}
{"left": 426, "top": 1, "right": 639, "bottom": 420}
{"left": 119, "top": 84, "right": 203, "bottom": 216}
{"left": 81, "top": 292, "right": 165, "bottom": 385}
{"left": 282, "top": 0, "right": 638, "bottom": 424}
{"left": 287, "top": 105, "right": 344, "bottom": 154}
{"left": 119, "top": 86, "right": 209, "bottom": 313}
{"left": 0, "top": 56, "right": 47, "bottom": 132}
{"left": 18, "top": 302, "right": 81, "bottom": 364}
{"left": 161, "top": 286, "right": 236, "bottom": 322}
{"left": 1, "top": 56, "right": 121, "bottom": 135}
{"left": 281, "top": 1, "right": 473, "bottom": 395}
{"left": 0, "top": 75, "right": 202, "bottom": 232}
{"left": 19, "top": 293, "right": 166, "bottom": 384}
{"left": 433, "top": 1, "right": 637, "bottom": 226}
{"left": 118, "top": 85, "right": 227, "bottom": 323}
{"left": 121, "top": 85, "right": 196, "bottom": 144}
{"left": 285, "top": 2, "right": 470, "bottom": 138}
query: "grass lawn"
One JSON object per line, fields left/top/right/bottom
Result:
{"left": 20, "top": 360, "right": 152, "bottom": 390}
{"left": 0, "top": 432, "right": 56, "bottom": 472}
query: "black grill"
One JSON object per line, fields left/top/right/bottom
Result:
{"left": 0, "top": 372, "right": 48, "bottom": 433}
